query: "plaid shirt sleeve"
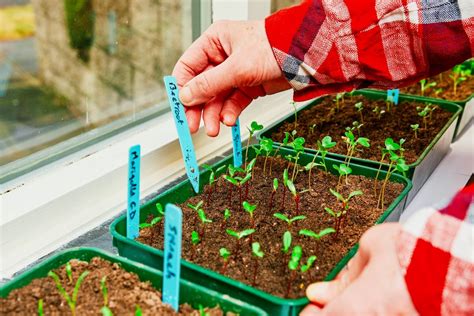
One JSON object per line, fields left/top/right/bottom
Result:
{"left": 265, "top": 0, "right": 474, "bottom": 101}
{"left": 397, "top": 185, "right": 474, "bottom": 316}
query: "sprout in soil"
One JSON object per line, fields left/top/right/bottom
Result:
{"left": 226, "top": 228, "right": 255, "bottom": 257}
{"left": 354, "top": 102, "right": 364, "bottom": 123}
{"left": 309, "top": 123, "right": 317, "bottom": 134}
{"left": 290, "top": 101, "right": 298, "bottom": 130}
{"left": 333, "top": 163, "right": 352, "bottom": 186}
{"left": 299, "top": 228, "right": 336, "bottom": 241}
{"left": 305, "top": 135, "right": 337, "bottom": 187}
{"left": 48, "top": 267, "right": 90, "bottom": 316}
{"left": 100, "top": 276, "right": 113, "bottom": 316}
{"left": 38, "top": 299, "right": 44, "bottom": 316}
{"left": 269, "top": 178, "right": 279, "bottom": 211}
{"left": 281, "top": 169, "right": 289, "bottom": 210}
{"left": 373, "top": 106, "right": 385, "bottom": 120}
{"left": 224, "top": 172, "right": 251, "bottom": 210}
{"left": 419, "top": 79, "right": 436, "bottom": 97}
{"left": 273, "top": 212, "right": 306, "bottom": 227}
{"left": 219, "top": 247, "right": 231, "bottom": 274}
{"left": 135, "top": 305, "right": 142, "bottom": 316}
{"left": 197, "top": 209, "right": 212, "bottom": 239}
{"left": 417, "top": 104, "right": 430, "bottom": 130}
{"left": 285, "top": 179, "right": 308, "bottom": 216}
{"left": 324, "top": 207, "right": 344, "bottom": 238}
{"left": 286, "top": 245, "right": 317, "bottom": 297}
{"left": 334, "top": 93, "right": 344, "bottom": 112}
{"left": 139, "top": 203, "right": 164, "bottom": 231}
{"left": 242, "top": 201, "right": 258, "bottom": 228}
{"left": 199, "top": 304, "right": 209, "bottom": 316}
{"left": 330, "top": 188, "right": 363, "bottom": 214}
{"left": 342, "top": 129, "right": 370, "bottom": 165}
{"left": 66, "top": 261, "right": 73, "bottom": 283}
{"left": 374, "top": 138, "right": 405, "bottom": 196}
{"left": 188, "top": 200, "right": 204, "bottom": 228}
{"left": 270, "top": 130, "right": 293, "bottom": 174}
{"left": 259, "top": 137, "right": 274, "bottom": 175}
{"left": 191, "top": 230, "right": 200, "bottom": 260}
{"left": 377, "top": 148, "right": 409, "bottom": 209}
{"left": 288, "top": 136, "right": 306, "bottom": 181}
{"left": 351, "top": 121, "right": 364, "bottom": 137}
{"left": 411, "top": 124, "right": 419, "bottom": 139}
{"left": 245, "top": 121, "right": 263, "bottom": 165}
{"left": 282, "top": 231, "right": 292, "bottom": 254}
{"left": 221, "top": 208, "right": 231, "bottom": 229}
{"left": 251, "top": 242, "right": 264, "bottom": 286}
{"left": 449, "top": 65, "right": 469, "bottom": 95}
{"left": 202, "top": 164, "right": 226, "bottom": 204}
{"left": 434, "top": 88, "right": 443, "bottom": 98}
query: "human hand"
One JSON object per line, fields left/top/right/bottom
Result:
{"left": 300, "top": 223, "right": 418, "bottom": 316}
{"left": 172, "top": 20, "right": 291, "bottom": 137}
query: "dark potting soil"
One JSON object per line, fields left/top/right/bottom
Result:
{"left": 0, "top": 257, "right": 225, "bottom": 315}
{"left": 138, "top": 156, "right": 404, "bottom": 299}
{"left": 401, "top": 71, "right": 473, "bottom": 101}
{"left": 270, "top": 95, "right": 453, "bottom": 164}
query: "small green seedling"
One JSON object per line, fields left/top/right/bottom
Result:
{"left": 199, "top": 304, "right": 209, "bottom": 316}
{"left": 306, "top": 135, "right": 337, "bottom": 187}
{"left": 282, "top": 231, "right": 292, "bottom": 254}
{"left": 324, "top": 207, "right": 344, "bottom": 237}
{"left": 419, "top": 79, "right": 436, "bottom": 96}
{"left": 38, "top": 299, "right": 44, "bottom": 316}
{"left": 285, "top": 179, "right": 308, "bottom": 216}
{"left": 139, "top": 203, "right": 164, "bottom": 229}
{"left": 333, "top": 163, "right": 352, "bottom": 186}
{"left": 417, "top": 105, "right": 430, "bottom": 129}
{"left": 245, "top": 121, "right": 264, "bottom": 165}
{"left": 224, "top": 172, "right": 251, "bottom": 209}
{"left": 330, "top": 188, "right": 363, "bottom": 212}
{"left": 270, "top": 131, "right": 293, "bottom": 174}
{"left": 333, "top": 93, "right": 344, "bottom": 112}
{"left": 191, "top": 230, "right": 200, "bottom": 260}
{"left": 259, "top": 137, "right": 274, "bottom": 175}
{"left": 100, "top": 276, "right": 110, "bottom": 310}
{"left": 449, "top": 65, "right": 468, "bottom": 95}
{"left": 377, "top": 148, "right": 409, "bottom": 209}
{"left": 251, "top": 242, "right": 264, "bottom": 285}
{"left": 269, "top": 178, "right": 279, "bottom": 211}
{"left": 352, "top": 121, "right": 364, "bottom": 136}
{"left": 197, "top": 209, "right": 212, "bottom": 239}
{"left": 373, "top": 106, "right": 385, "bottom": 119}
{"left": 273, "top": 213, "right": 306, "bottom": 227}
{"left": 221, "top": 208, "right": 231, "bottom": 229}
{"left": 410, "top": 124, "right": 419, "bottom": 139}
{"left": 48, "top": 267, "right": 89, "bottom": 316}
{"left": 202, "top": 164, "right": 226, "bottom": 204}
{"left": 299, "top": 228, "right": 336, "bottom": 241}
{"left": 374, "top": 137, "right": 404, "bottom": 196}
{"left": 242, "top": 201, "right": 258, "bottom": 227}
{"left": 188, "top": 201, "right": 204, "bottom": 212}
{"left": 285, "top": 246, "right": 316, "bottom": 297}
{"left": 309, "top": 123, "right": 317, "bottom": 134}
{"left": 342, "top": 129, "right": 370, "bottom": 165}
{"left": 219, "top": 247, "right": 231, "bottom": 273}
{"left": 281, "top": 169, "right": 289, "bottom": 210}
{"left": 226, "top": 228, "right": 255, "bottom": 256}
{"left": 354, "top": 102, "right": 364, "bottom": 123}
{"left": 135, "top": 305, "right": 142, "bottom": 316}
{"left": 66, "top": 262, "right": 73, "bottom": 284}
{"left": 285, "top": 137, "right": 305, "bottom": 181}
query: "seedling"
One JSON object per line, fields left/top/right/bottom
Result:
{"left": 282, "top": 231, "right": 292, "bottom": 254}
{"left": 285, "top": 246, "right": 316, "bottom": 297}
{"left": 38, "top": 299, "right": 44, "bottom": 316}
{"left": 309, "top": 123, "right": 317, "bottom": 134}
{"left": 434, "top": 88, "right": 443, "bottom": 98}
{"left": 219, "top": 247, "right": 231, "bottom": 273}
{"left": 330, "top": 188, "right": 362, "bottom": 213}
{"left": 224, "top": 172, "right": 251, "bottom": 210}
{"left": 419, "top": 79, "right": 436, "bottom": 96}
{"left": 139, "top": 203, "right": 164, "bottom": 237}
{"left": 270, "top": 131, "right": 293, "bottom": 174}
{"left": 226, "top": 228, "right": 255, "bottom": 256}
{"left": 281, "top": 169, "right": 289, "bottom": 210}
{"left": 299, "top": 228, "right": 336, "bottom": 241}
{"left": 199, "top": 305, "right": 209, "bottom": 316}
{"left": 285, "top": 179, "right": 308, "bottom": 216}
{"left": 288, "top": 136, "right": 305, "bottom": 181}
{"left": 202, "top": 164, "right": 226, "bottom": 204}
{"left": 259, "top": 137, "right": 274, "bottom": 175}
{"left": 245, "top": 121, "right": 263, "bottom": 165}
{"left": 188, "top": 200, "right": 204, "bottom": 228}
{"left": 251, "top": 242, "right": 264, "bottom": 286}
{"left": 66, "top": 262, "right": 73, "bottom": 283}
{"left": 273, "top": 213, "right": 306, "bottom": 227}
{"left": 324, "top": 207, "right": 344, "bottom": 237}
{"left": 417, "top": 105, "right": 430, "bottom": 129}
{"left": 135, "top": 305, "right": 142, "bottom": 316}
{"left": 242, "top": 201, "right": 257, "bottom": 227}
{"left": 333, "top": 93, "right": 344, "bottom": 112}
{"left": 48, "top": 267, "right": 90, "bottom": 316}
{"left": 352, "top": 121, "right": 364, "bottom": 136}
{"left": 373, "top": 106, "right": 385, "bottom": 119}
{"left": 333, "top": 163, "right": 352, "bottom": 186}
{"left": 305, "top": 135, "right": 337, "bottom": 187}
{"left": 354, "top": 102, "right": 364, "bottom": 123}
{"left": 411, "top": 124, "right": 419, "bottom": 139}
{"left": 377, "top": 148, "right": 408, "bottom": 209}
{"left": 449, "top": 65, "right": 468, "bottom": 95}
{"left": 197, "top": 209, "right": 212, "bottom": 239}
{"left": 221, "top": 208, "right": 231, "bottom": 229}
{"left": 342, "top": 129, "right": 370, "bottom": 165}
{"left": 100, "top": 276, "right": 112, "bottom": 316}
{"left": 268, "top": 178, "right": 279, "bottom": 211}
{"left": 373, "top": 138, "right": 404, "bottom": 196}
{"left": 191, "top": 230, "right": 200, "bottom": 260}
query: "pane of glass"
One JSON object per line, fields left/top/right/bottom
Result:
{"left": 0, "top": 0, "right": 193, "bottom": 170}
{"left": 271, "top": 0, "right": 301, "bottom": 12}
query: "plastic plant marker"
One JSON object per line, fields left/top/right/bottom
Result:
{"left": 387, "top": 89, "right": 399, "bottom": 105}
{"left": 164, "top": 76, "right": 200, "bottom": 193}
{"left": 162, "top": 204, "right": 183, "bottom": 311}
{"left": 127, "top": 145, "right": 141, "bottom": 239}
{"left": 232, "top": 118, "right": 243, "bottom": 168}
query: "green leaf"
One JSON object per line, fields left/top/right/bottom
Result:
{"left": 209, "top": 172, "right": 215, "bottom": 184}
{"left": 246, "top": 158, "right": 257, "bottom": 172}
{"left": 155, "top": 203, "right": 164, "bottom": 215}
{"left": 384, "top": 138, "right": 400, "bottom": 151}
{"left": 283, "top": 169, "right": 289, "bottom": 184}
{"left": 150, "top": 216, "right": 162, "bottom": 226}
{"left": 216, "top": 165, "right": 226, "bottom": 173}
{"left": 48, "top": 271, "right": 72, "bottom": 305}
{"left": 324, "top": 207, "right": 336, "bottom": 217}
{"left": 135, "top": 305, "right": 142, "bottom": 316}
{"left": 334, "top": 164, "right": 352, "bottom": 176}
{"left": 396, "top": 159, "right": 409, "bottom": 172}
{"left": 273, "top": 178, "right": 279, "bottom": 191}
{"left": 305, "top": 162, "right": 321, "bottom": 171}
{"left": 191, "top": 231, "right": 200, "bottom": 245}
{"left": 291, "top": 137, "right": 306, "bottom": 151}
{"left": 301, "top": 256, "right": 317, "bottom": 273}
{"left": 260, "top": 138, "right": 274, "bottom": 153}
{"left": 243, "top": 201, "right": 257, "bottom": 214}
{"left": 250, "top": 121, "right": 264, "bottom": 133}
{"left": 357, "top": 137, "right": 370, "bottom": 148}
{"left": 101, "top": 306, "right": 113, "bottom": 316}
{"left": 219, "top": 247, "right": 231, "bottom": 260}
{"left": 201, "top": 164, "right": 212, "bottom": 171}
{"left": 100, "top": 276, "right": 108, "bottom": 306}
{"left": 197, "top": 209, "right": 212, "bottom": 224}
{"left": 290, "top": 215, "right": 307, "bottom": 223}
{"left": 66, "top": 262, "right": 73, "bottom": 283}
{"left": 139, "top": 223, "right": 151, "bottom": 229}
{"left": 286, "top": 180, "right": 297, "bottom": 196}
{"left": 299, "top": 229, "right": 317, "bottom": 238}
{"left": 321, "top": 136, "right": 336, "bottom": 149}
{"left": 410, "top": 124, "right": 419, "bottom": 130}
{"left": 252, "top": 242, "right": 264, "bottom": 258}
{"left": 224, "top": 175, "right": 238, "bottom": 186}
{"left": 288, "top": 246, "right": 302, "bottom": 270}
{"left": 348, "top": 190, "right": 363, "bottom": 200}
{"left": 38, "top": 299, "right": 44, "bottom": 316}
{"left": 72, "top": 270, "right": 89, "bottom": 304}
{"left": 282, "top": 231, "right": 292, "bottom": 254}
{"left": 238, "top": 229, "right": 256, "bottom": 239}
{"left": 223, "top": 209, "right": 231, "bottom": 221}
{"left": 226, "top": 229, "right": 239, "bottom": 238}
{"left": 282, "top": 132, "right": 291, "bottom": 145}
{"left": 317, "top": 227, "right": 336, "bottom": 238}
{"left": 329, "top": 188, "right": 344, "bottom": 202}
{"left": 239, "top": 173, "right": 252, "bottom": 185}
{"left": 273, "top": 212, "right": 289, "bottom": 223}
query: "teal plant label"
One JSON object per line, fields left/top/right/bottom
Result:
{"left": 163, "top": 76, "right": 200, "bottom": 193}
{"left": 387, "top": 89, "right": 399, "bottom": 105}
{"left": 232, "top": 118, "right": 243, "bottom": 167}
{"left": 163, "top": 204, "right": 183, "bottom": 311}
{"left": 127, "top": 145, "right": 141, "bottom": 239}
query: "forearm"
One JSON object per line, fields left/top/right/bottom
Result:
{"left": 265, "top": 0, "right": 474, "bottom": 101}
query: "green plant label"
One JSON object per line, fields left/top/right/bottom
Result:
{"left": 232, "top": 118, "right": 243, "bottom": 167}
{"left": 163, "top": 204, "right": 183, "bottom": 311}
{"left": 387, "top": 89, "right": 399, "bottom": 105}
{"left": 127, "top": 145, "right": 141, "bottom": 239}
{"left": 164, "top": 76, "right": 200, "bottom": 193}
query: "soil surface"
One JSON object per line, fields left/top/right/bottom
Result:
{"left": 401, "top": 71, "right": 473, "bottom": 101}
{"left": 270, "top": 95, "right": 453, "bottom": 164}
{"left": 138, "top": 156, "right": 404, "bottom": 299}
{"left": 0, "top": 257, "right": 225, "bottom": 315}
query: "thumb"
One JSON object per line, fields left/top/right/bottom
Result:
{"left": 179, "top": 56, "right": 238, "bottom": 106}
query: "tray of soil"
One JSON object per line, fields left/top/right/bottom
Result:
{"left": 399, "top": 60, "right": 473, "bottom": 139}
{"left": 111, "top": 146, "right": 412, "bottom": 315}
{"left": 260, "top": 90, "right": 461, "bottom": 204}
{"left": 0, "top": 247, "right": 266, "bottom": 316}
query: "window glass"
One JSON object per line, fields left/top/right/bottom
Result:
{"left": 271, "top": 0, "right": 301, "bottom": 12}
{"left": 0, "top": 0, "right": 193, "bottom": 169}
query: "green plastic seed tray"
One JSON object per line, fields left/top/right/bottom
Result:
{"left": 0, "top": 248, "right": 267, "bottom": 316}
{"left": 259, "top": 90, "right": 461, "bottom": 205}
{"left": 111, "top": 147, "right": 412, "bottom": 315}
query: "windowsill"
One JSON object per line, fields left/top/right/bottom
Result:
{"left": 0, "top": 90, "right": 303, "bottom": 278}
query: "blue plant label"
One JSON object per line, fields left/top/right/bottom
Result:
{"left": 127, "top": 145, "right": 141, "bottom": 239}
{"left": 163, "top": 76, "right": 200, "bottom": 193}
{"left": 387, "top": 89, "right": 399, "bottom": 105}
{"left": 231, "top": 118, "right": 243, "bottom": 168}
{"left": 0, "top": 62, "right": 12, "bottom": 97}
{"left": 162, "top": 204, "right": 183, "bottom": 311}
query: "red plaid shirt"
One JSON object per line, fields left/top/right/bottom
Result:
{"left": 265, "top": 0, "right": 474, "bottom": 101}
